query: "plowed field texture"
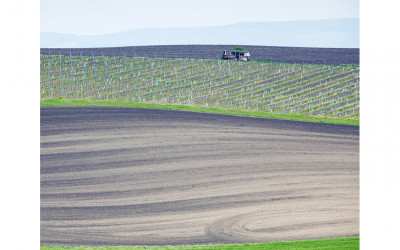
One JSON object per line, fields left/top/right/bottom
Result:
{"left": 40, "top": 54, "right": 359, "bottom": 120}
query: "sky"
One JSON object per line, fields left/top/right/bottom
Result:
{"left": 41, "top": 0, "right": 359, "bottom": 35}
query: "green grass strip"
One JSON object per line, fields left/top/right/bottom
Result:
{"left": 40, "top": 98, "right": 359, "bottom": 126}
{"left": 41, "top": 237, "right": 359, "bottom": 249}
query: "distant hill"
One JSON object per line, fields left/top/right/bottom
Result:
{"left": 41, "top": 18, "right": 359, "bottom": 49}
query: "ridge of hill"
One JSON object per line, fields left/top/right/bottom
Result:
{"left": 41, "top": 19, "right": 359, "bottom": 49}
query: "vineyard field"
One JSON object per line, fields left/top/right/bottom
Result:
{"left": 40, "top": 54, "right": 360, "bottom": 120}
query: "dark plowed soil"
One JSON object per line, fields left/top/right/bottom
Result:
{"left": 41, "top": 106, "right": 359, "bottom": 246}
{"left": 40, "top": 45, "right": 359, "bottom": 65}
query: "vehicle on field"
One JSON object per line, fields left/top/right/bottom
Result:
{"left": 222, "top": 50, "right": 250, "bottom": 61}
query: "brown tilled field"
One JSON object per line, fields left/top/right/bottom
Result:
{"left": 41, "top": 106, "right": 359, "bottom": 246}
{"left": 40, "top": 44, "right": 359, "bottom": 65}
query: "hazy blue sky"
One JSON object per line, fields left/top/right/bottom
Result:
{"left": 41, "top": 0, "right": 359, "bottom": 35}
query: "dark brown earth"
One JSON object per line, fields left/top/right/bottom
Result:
{"left": 40, "top": 44, "right": 359, "bottom": 65}
{"left": 41, "top": 106, "right": 359, "bottom": 246}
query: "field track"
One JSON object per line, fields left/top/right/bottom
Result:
{"left": 41, "top": 106, "right": 359, "bottom": 246}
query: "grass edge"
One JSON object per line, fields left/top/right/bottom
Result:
{"left": 40, "top": 98, "right": 359, "bottom": 126}
{"left": 40, "top": 237, "right": 360, "bottom": 249}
